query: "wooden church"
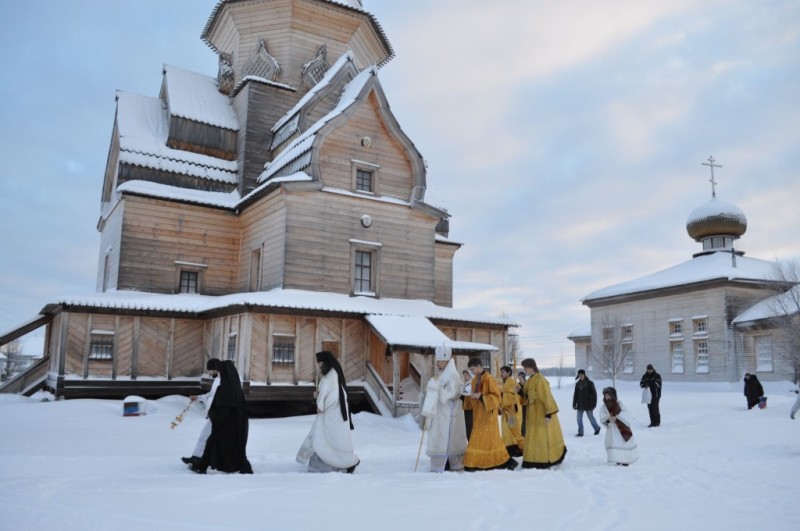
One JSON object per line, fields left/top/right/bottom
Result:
{"left": 0, "top": 0, "right": 515, "bottom": 416}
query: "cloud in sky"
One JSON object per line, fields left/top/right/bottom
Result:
{"left": 1, "top": 0, "right": 798, "bottom": 367}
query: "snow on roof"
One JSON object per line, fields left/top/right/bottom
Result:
{"left": 115, "top": 91, "right": 238, "bottom": 182}
{"left": 733, "top": 284, "right": 800, "bottom": 324}
{"left": 687, "top": 197, "right": 747, "bottom": 226}
{"left": 365, "top": 315, "right": 498, "bottom": 351}
{"left": 272, "top": 51, "right": 355, "bottom": 133}
{"left": 117, "top": 181, "right": 241, "bottom": 208}
{"left": 583, "top": 251, "right": 777, "bottom": 302}
{"left": 162, "top": 65, "right": 239, "bottom": 131}
{"left": 46, "top": 289, "right": 517, "bottom": 328}
{"left": 567, "top": 326, "right": 591, "bottom": 339}
{"left": 259, "top": 66, "right": 377, "bottom": 183}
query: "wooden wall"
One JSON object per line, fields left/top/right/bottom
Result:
{"left": 96, "top": 200, "right": 124, "bottom": 292}
{"left": 238, "top": 191, "right": 287, "bottom": 292}
{"left": 589, "top": 283, "right": 776, "bottom": 382}
{"left": 166, "top": 115, "right": 237, "bottom": 161}
{"left": 434, "top": 242, "right": 457, "bottom": 307}
{"left": 207, "top": 0, "right": 387, "bottom": 92}
{"left": 118, "top": 196, "right": 240, "bottom": 295}
{"left": 317, "top": 91, "right": 414, "bottom": 201}
{"left": 281, "top": 190, "right": 436, "bottom": 299}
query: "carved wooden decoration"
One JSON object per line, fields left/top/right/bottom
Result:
{"left": 242, "top": 38, "right": 282, "bottom": 82}
{"left": 301, "top": 44, "right": 330, "bottom": 89}
{"left": 217, "top": 52, "right": 234, "bottom": 94}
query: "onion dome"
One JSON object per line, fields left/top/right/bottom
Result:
{"left": 686, "top": 197, "right": 747, "bottom": 241}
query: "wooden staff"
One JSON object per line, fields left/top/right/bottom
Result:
{"left": 169, "top": 399, "right": 194, "bottom": 430}
{"left": 414, "top": 416, "right": 429, "bottom": 472}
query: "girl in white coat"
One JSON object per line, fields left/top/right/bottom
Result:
{"left": 598, "top": 387, "right": 639, "bottom": 466}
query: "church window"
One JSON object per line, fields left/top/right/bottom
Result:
{"left": 356, "top": 169, "right": 373, "bottom": 192}
{"left": 350, "top": 240, "right": 381, "bottom": 297}
{"left": 695, "top": 340, "right": 709, "bottom": 373}
{"left": 249, "top": 248, "right": 262, "bottom": 292}
{"left": 227, "top": 333, "right": 237, "bottom": 361}
{"left": 755, "top": 335, "right": 773, "bottom": 372}
{"left": 354, "top": 250, "right": 373, "bottom": 294}
{"left": 693, "top": 317, "right": 707, "bottom": 334}
{"left": 669, "top": 320, "right": 682, "bottom": 336}
{"left": 622, "top": 325, "right": 633, "bottom": 341}
{"left": 179, "top": 271, "right": 199, "bottom": 294}
{"left": 352, "top": 160, "right": 380, "bottom": 194}
{"left": 272, "top": 335, "right": 295, "bottom": 365}
{"left": 88, "top": 331, "right": 114, "bottom": 361}
{"left": 622, "top": 344, "right": 634, "bottom": 374}
{"left": 671, "top": 340, "right": 684, "bottom": 373}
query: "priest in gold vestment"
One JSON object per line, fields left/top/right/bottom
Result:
{"left": 463, "top": 358, "right": 518, "bottom": 471}
{"left": 521, "top": 358, "right": 567, "bottom": 469}
{"left": 500, "top": 366, "right": 524, "bottom": 457}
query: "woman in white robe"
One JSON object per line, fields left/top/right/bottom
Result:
{"left": 598, "top": 387, "right": 639, "bottom": 466}
{"left": 423, "top": 346, "right": 468, "bottom": 472}
{"left": 301, "top": 351, "right": 359, "bottom": 473}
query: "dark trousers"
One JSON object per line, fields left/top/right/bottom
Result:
{"left": 647, "top": 396, "right": 661, "bottom": 426}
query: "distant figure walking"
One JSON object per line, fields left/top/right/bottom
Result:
{"left": 790, "top": 389, "right": 800, "bottom": 420}
{"left": 181, "top": 358, "right": 221, "bottom": 468}
{"left": 640, "top": 364, "right": 662, "bottom": 427}
{"left": 461, "top": 369, "right": 474, "bottom": 440}
{"left": 743, "top": 373, "right": 764, "bottom": 410}
{"left": 599, "top": 387, "right": 638, "bottom": 466}
{"left": 573, "top": 369, "right": 601, "bottom": 437}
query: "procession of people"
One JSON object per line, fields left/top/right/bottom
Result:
{"left": 176, "top": 351, "right": 788, "bottom": 476}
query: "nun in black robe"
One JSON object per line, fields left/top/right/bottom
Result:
{"left": 191, "top": 360, "right": 253, "bottom": 474}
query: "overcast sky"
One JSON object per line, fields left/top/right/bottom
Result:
{"left": 1, "top": 0, "right": 798, "bottom": 367}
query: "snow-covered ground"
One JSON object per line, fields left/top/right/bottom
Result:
{"left": 1, "top": 379, "right": 798, "bottom": 530}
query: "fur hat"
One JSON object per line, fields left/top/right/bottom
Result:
{"left": 575, "top": 369, "right": 586, "bottom": 380}
{"left": 434, "top": 344, "right": 452, "bottom": 361}
{"left": 646, "top": 364, "right": 654, "bottom": 370}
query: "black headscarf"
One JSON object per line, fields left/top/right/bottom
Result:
{"left": 316, "top": 351, "right": 353, "bottom": 429}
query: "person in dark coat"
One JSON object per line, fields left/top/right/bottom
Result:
{"left": 191, "top": 360, "right": 253, "bottom": 474}
{"left": 572, "top": 369, "right": 601, "bottom": 436}
{"left": 743, "top": 373, "right": 764, "bottom": 410}
{"left": 640, "top": 364, "right": 662, "bottom": 427}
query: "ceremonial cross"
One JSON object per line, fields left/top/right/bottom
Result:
{"left": 701, "top": 156, "right": 722, "bottom": 198}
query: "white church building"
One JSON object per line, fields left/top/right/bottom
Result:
{"left": 571, "top": 162, "right": 798, "bottom": 383}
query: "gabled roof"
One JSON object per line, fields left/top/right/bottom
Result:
{"left": 259, "top": 65, "right": 377, "bottom": 183}
{"left": 365, "top": 315, "right": 498, "bottom": 352}
{"left": 272, "top": 50, "right": 356, "bottom": 135}
{"left": 162, "top": 65, "right": 239, "bottom": 131}
{"left": 39, "top": 289, "right": 518, "bottom": 329}
{"left": 583, "top": 251, "right": 778, "bottom": 303}
{"left": 733, "top": 284, "right": 800, "bottom": 325}
{"left": 115, "top": 91, "right": 238, "bottom": 184}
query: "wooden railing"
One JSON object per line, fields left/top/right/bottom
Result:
{"left": 0, "top": 356, "right": 50, "bottom": 395}
{"left": 365, "top": 361, "right": 394, "bottom": 415}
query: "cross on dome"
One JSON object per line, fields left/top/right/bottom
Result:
{"left": 701, "top": 155, "right": 722, "bottom": 198}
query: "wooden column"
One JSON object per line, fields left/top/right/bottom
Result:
{"left": 166, "top": 318, "right": 175, "bottom": 380}
{"left": 131, "top": 317, "right": 140, "bottom": 380}
{"left": 392, "top": 348, "right": 399, "bottom": 416}
{"left": 293, "top": 319, "right": 300, "bottom": 385}
{"left": 340, "top": 319, "right": 347, "bottom": 376}
{"left": 266, "top": 316, "right": 273, "bottom": 385}
{"left": 242, "top": 313, "right": 252, "bottom": 382}
{"left": 82, "top": 315, "right": 92, "bottom": 379}
{"left": 57, "top": 314, "right": 69, "bottom": 377}
{"left": 112, "top": 316, "right": 119, "bottom": 380}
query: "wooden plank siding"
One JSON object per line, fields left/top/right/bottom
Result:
{"left": 96, "top": 200, "right": 124, "bottom": 291}
{"left": 117, "top": 164, "right": 237, "bottom": 194}
{"left": 590, "top": 283, "right": 775, "bottom": 382}
{"left": 317, "top": 92, "right": 415, "bottom": 200}
{"left": 117, "top": 196, "right": 241, "bottom": 295}
{"left": 434, "top": 242, "right": 457, "bottom": 308}
{"left": 281, "top": 191, "right": 436, "bottom": 299}
{"left": 238, "top": 191, "right": 287, "bottom": 292}
{"left": 165, "top": 115, "right": 237, "bottom": 161}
